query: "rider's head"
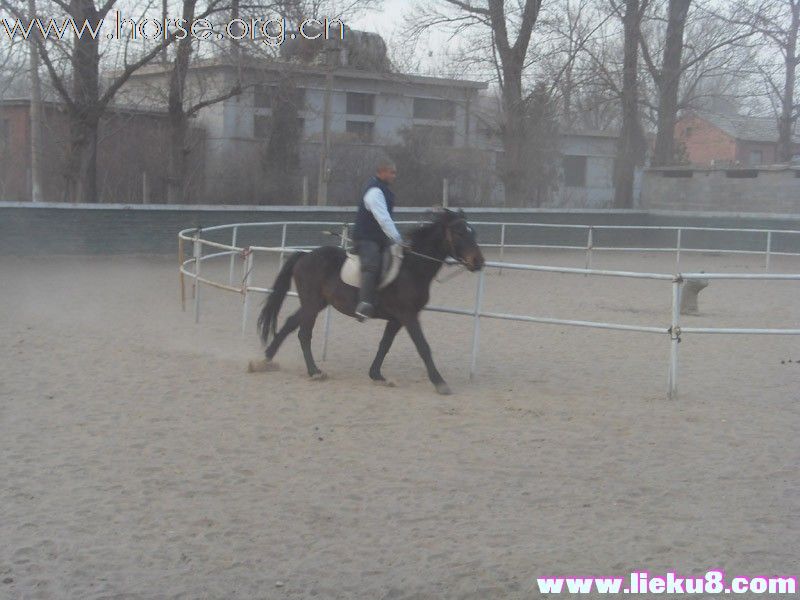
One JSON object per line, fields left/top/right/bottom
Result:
{"left": 375, "top": 157, "right": 397, "bottom": 185}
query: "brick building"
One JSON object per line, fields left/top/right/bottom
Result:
{"left": 674, "top": 111, "right": 800, "bottom": 167}
{"left": 0, "top": 100, "right": 181, "bottom": 203}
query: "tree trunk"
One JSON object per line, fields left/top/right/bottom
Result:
{"left": 65, "top": 113, "right": 99, "bottom": 203}
{"left": 777, "top": 1, "right": 798, "bottom": 163}
{"left": 501, "top": 71, "right": 528, "bottom": 207}
{"left": 65, "top": 0, "right": 101, "bottom": 202}
{"left": 167, "top": 0, "right": 197, "bottom": 203}
{"left": 614, "top": 0, "right": 646, "bottom": 208}
{"left": 28, "top": 0, "right": 43, "bottom": 202}
{"left": 652, "top": 0, "right": 691, "bottom": 167}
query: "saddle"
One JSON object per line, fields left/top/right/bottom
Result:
{"left": 340, "top": 244, "right": 404, "bottom": 289}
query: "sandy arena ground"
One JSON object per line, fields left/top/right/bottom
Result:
{"left": 1, "top": 248, "right": 799, "bottom": 599}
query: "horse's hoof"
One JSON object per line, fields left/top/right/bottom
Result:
{"left": 435, "top": 382, "right": 453, "bottom": 395}
{"left": 310, "top": 371, "right": 328, "bottom": 381}
{"left": 247, "top": 359, "right": 279, "bottom": 373}
{"left": 372, "top": 378, "right": 396, "bottom": 388}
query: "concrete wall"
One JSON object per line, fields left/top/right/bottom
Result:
{"left": 641, "top": 166, "right": 800, "bottom": 214}
{"left": 3, "top": 202, "right": 799, "bottom": 256}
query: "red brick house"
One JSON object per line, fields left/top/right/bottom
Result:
{"left": 674, "top": 111, "right": 800, "bottom": 167}
{"left": 0, "top": 99, "right": 195, "bottom": 202}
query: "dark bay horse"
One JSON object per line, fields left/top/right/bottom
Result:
{"left": 248, "top": 209, "right": 485, "bottom": 394}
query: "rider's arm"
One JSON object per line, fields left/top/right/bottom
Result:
{"left": 363, "top": 187, "right": 403, "bottom": 244}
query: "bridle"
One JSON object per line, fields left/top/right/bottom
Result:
{"left": 404, "top": 217, "right": 469, "bottom": 266}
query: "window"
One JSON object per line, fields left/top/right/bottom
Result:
{"left": 254, "top": 85, "right": 274, "bottom": 108}
{"left": 253, "top": 115, "right": 271, "bottom": 138}
{"left": 563, "top": 155, "right": 587, "bottom": 187}
{"left": 412, "top": 124, "right": 454, "bottom": 146}
{"left": 346, "top": 120, "right": 374, "bottom": 142}
{"left": 413, "top": 97, "right": 455, "bottom": 120}
{"left": 254, "top": 85, "right": 305, "bottom": 109}
{"left": 685, "top": 126, "right": 693, "bottom": 137}
{"left": 346, "top": 92, "right": 375, "bottom": 115}
{"left": 749, "top": 149, "right": 763, "bottom": 165}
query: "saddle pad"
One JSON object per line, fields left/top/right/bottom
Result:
{"left": 340, "top": 244, "right": 403, "bottom": 289}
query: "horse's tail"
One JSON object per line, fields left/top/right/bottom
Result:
{"left": 257, "top": 251, "right": 305, "bottom": 346}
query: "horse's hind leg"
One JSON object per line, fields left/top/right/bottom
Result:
{"left": 265, "top": 310, "right": 301, "bottom": 360}
{"left": 298, "top": 308, "right": 325, "bottom": 379}
{"left": 248, "top": 310, "right": 302, "bottom": 372}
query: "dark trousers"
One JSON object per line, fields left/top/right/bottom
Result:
{"left": 355, "top": 239, "right": 384, "bottom": 307}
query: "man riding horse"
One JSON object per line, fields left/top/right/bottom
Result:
{"left": 352, "top": 157, "right": 404, "bottom": 321}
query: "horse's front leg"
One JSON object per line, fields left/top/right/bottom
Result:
{"left": 369, "top": 319, "right": 402, "bottom": 385}
{"left": 403, "top": 315, "right": 451, "bottom": 395}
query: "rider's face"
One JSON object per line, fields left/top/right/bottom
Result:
{"left": 377, "top": 166, "right": 397, "bottom": 184}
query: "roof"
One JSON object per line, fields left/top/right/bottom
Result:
{"left": 0, "top": 98, "right": 168, "bottom": 117}
{"left": 560, "top": 128, "right": 618, "bottom": 139}
{"left": 690, "top": 111, "right": 800, "bottom": 144}
{"left": 132, "top": 57, "right": 487, "bottom": 90}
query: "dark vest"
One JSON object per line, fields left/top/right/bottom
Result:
{"left": 353, "top": 176, "right": 395, "bottom": 244}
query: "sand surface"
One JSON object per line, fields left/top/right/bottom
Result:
{"left": 1, "top": 249, "right": 799, "bottom": 599}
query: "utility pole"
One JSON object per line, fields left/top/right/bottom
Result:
{"left": 316, "top": 46, "right": 336, "bottom": 206}
{"left": 27, "top": 0, "right": 43, "bottom": 203}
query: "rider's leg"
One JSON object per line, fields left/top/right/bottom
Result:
{"left": 355, "top": 240, "right": 381, "bottom": 321}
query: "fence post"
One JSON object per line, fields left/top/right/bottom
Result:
{"left": 498, "top": 223, "right": 506, "bottom": 275}
{"left": 279, "top": 223, "right": 288, "bottom": 267}
{"left": 179, "top": 235, "right": 186, "bottom": 311}
{"left": 585, "top": 226, "right": 594, "bottom": 272}
{"left": 765, "top": 231, "right": 772, "bottom": 272}
{"left": 469, "top": 269, "right": 486, "bottom": 380}
{"left": 241, "top": 249, "right": 254, "bottom": 336}
{"left": 668, "top": 275, "right": 683, "bottom": 399}
{"left": 193, "top": 229, "right": 202, "bottom": 324}
{"left": 442, "top": 178, "right": 449, "bottom": 208}
{"left": 228, "top": 226, "right": 239, "bottom": 286}
{"left": 675, "top": 228, "right": 682, "bottom": 271}
{"left": 302, "top": 175, "right": 309, "bottom": 206}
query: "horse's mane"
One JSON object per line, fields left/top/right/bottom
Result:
{"left": 407, "top": 215, "right": 445, "bottom": 247}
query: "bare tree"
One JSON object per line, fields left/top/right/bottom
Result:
{"left": 638, "top": 1, "right": 756, "bottom": 165}
{"left": 747, "top": 0, "right": 799, "bottom": 162}
{"left": 1, "top": 0, "right": 177, "bottom": 202}
{"left": 612, "top": 0, "right": 647, "bottom": 208}
{"left": 407, "top": 1, "right": 545, "bottom": 207}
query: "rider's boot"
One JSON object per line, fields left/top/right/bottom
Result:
{"left": 355, "top": 268, "right": 379, "bottom": 322}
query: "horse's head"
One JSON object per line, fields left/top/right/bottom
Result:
{"left": 436, "top": 208, "right": 485, "bottom": 272}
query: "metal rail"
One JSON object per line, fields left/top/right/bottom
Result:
{"left": 178, "top": 221, "right": 800, "bottom": 399}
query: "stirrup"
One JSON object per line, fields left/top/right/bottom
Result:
{"left": 355, "top": 301, "right": 374, "bottom": 322}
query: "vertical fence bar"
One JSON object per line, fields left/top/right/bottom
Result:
{"left": 675, "top": 228, "right": 682, "bottom": 271}
{"left": 193, "top": 230, "right": 202, "bottom": 323}
{"left": 322, "top": 224, "right": 348, "bottom": 361}
{"left": 765, "top": 231, "right": 772, "bottom": 272}
{"left": 178, "top": 235, "right": 186, "bottom": 311}
{"left": 585, "top": 226, "right": 594, "bottom": 272}
{"left": 228, "top": 226, "right": 239, "bottom": 286}
{"left": 469, "top": 269, "right": 486, "bottom": 380}
{"left": 241, "top": 250, "right": 254, "bottom": 336}
{"left": 498, "top": 223, "right": 506, "bottom": 275}
{"left": 279, "top": 223, "right": 288, "bottom": 267}
{"left": 668, "top": 276, "right": 682, "bottom": 399}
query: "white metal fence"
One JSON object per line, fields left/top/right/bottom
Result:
{"left": 178, "top": 221, "right": 800, "bottom": 399}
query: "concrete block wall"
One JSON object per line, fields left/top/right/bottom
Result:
{"left": 641, "top": 167, "right": 800, "bottom": 214}
{"left": 2, "top": 203, "right": 799, "bottom": 256}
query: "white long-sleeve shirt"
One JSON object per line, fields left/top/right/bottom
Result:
{"left": 363, "top": 187, "right": 402, "bottom": 244}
